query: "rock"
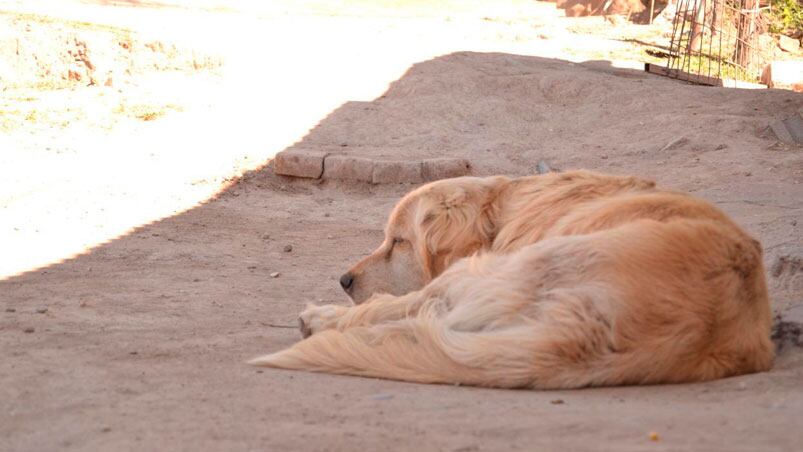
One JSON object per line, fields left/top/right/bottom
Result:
{"left": 323, "top": 154, "right": 374, "bottom": 182}
{"left": 550, "top": 399, "right": 565, "bottom": 405}
{"left": 761, "top": 61, "right": 803, "bottom": 92}
{"left": 23, "top": 327, "right": 35, "bottom": 333}
{"left": 421, "top": 158, "right": 471, "bottom": 181}
{"left": 536, "top": 160, "right": 552, "bottom": 174}
{"left": 778, "top": 35, "right": 800, "bottom": 53}
{"left": 770, "top": 119, "right": 799, "bottom": 145}
{"left": 659, "top": 136, "right": 688, "bottom": 152}
{"left": 36, "top": 307, "right": 48, "bottom": 314}
{"left": 274, "top": 149, "right": 328, "bottom": 179}
{"left": 759, "top": 34, "right": 776, "bottom": 55}
{"left": 283, "top": 244, "right": 293, "bottom": 253}
{"left": 270, "top": 272, "right": 280, "bottom": 278}
{"left": 372, "top": 160, "right": 423, "bottom": 184}
{"left": 5, "top": 308, "right": 15, "bottom": 313}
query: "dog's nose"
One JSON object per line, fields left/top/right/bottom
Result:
{"left": 339, "top": 272, "right": 354, "bottom": 291}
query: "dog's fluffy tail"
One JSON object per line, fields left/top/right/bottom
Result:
{"left": 248, "top": 316, "right": 556, "bottom": 388}
{"left": 246, "top": 297, "right": 611, "bottom": 389}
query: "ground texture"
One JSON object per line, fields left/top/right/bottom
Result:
{"left": 1, "top": 1, "right": 802, "bottom": 451}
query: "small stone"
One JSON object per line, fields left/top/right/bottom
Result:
{"left": 23, "top": 327, "right": 35, "bottom": 333}
{"left": 129, "top": 351, "right": 138, "bottom": 355}
{"left": 649, "top": 432, "right": 660, "bottom": 441}
{"left": 659, "top": 136, "right": 688, "bottom": 152}
{"left": 283, "top": 244, "right": 293, "bottom": 252}
{"left": 324, "top": 213, "right": 330, "bottom": 217}
{"left": 550, "top": 399, "right": 565, "bottom": 405}
{"left": 256, "top": 369, "right": 264, "bottom": 373}
{"left": 101, "top": 427, "right": 112, "bottom": 433}
{"left": 261, "top": 234, "right": 271, "bottom": 240}
{"left": 270, "top": 272, "right": 280, "bottom": 278}
{"left": 536, "top": 160, "right": 552, "bottom": 174}
{"left": 373, "top": 394, "right": 394, "bottom": 400}
{"left": 745, "top": 172, "right": 752, "bottom": 177}
{"left": 792, "top": 220, "right": 797, "bottom": 226}
{"left": 36, "top": 307, "right": 48, "bottom": 314}
{"left": 5, "top": 308, "right": 15, "bottom": 313}
{"left": 600, "top": 155, "right": 608, "bottom": 160}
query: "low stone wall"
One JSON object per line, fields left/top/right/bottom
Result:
{"left": 273, "top": 149, "right": 472, "bottom": 184}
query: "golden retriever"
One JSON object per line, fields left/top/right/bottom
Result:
{"left": 250, "top": 170, "right": 774, "bottom": 388}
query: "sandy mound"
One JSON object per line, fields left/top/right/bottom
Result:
{"left": 0, "top": 12, "right": 220, "bottom": 89}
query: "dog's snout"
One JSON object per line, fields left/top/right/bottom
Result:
{"left": 339, "top": 272, "right": 355, "bottom": 291}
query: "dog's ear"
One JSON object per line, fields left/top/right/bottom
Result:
{"left": 413, "top": 177, "right": 507, "bottom": 279}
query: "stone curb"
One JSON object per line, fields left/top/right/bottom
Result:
{"left": 274, "top": 150, "right": 471, "bottom": 184}
{"left": 273, "top": 149, "right": 327, "bottom": 179}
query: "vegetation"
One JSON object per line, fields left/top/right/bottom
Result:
{"left": 768, "top": 0, "right": 803, "bottom": 35}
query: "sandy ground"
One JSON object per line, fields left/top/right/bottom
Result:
{"left": 1, "top": 1, "right": 802, "bottom": 451}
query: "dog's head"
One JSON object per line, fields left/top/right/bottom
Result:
{"left": 340, "top": 176, "right": 509, "bottom": 304}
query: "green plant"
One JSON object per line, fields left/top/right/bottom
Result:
{"left": 768, "top": 0, "right": 803, "bottom": 34}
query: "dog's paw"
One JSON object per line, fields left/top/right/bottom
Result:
{"left": 298, "top": 304, "right": 347, "bottom": 338}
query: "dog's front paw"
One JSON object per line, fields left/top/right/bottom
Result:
{"left": 298, "top": 304, "right": 347, "bottom": 338}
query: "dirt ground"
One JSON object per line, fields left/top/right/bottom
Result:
{"left": 1, "top": 1, "right": 802, "bottom": 451}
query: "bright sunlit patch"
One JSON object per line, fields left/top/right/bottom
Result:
{"left": 1, "top": 0, "right": 670, "bottom": 279}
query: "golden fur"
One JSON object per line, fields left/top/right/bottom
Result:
{"left": 250, "top": 170, "right": 774, "bottom": 388}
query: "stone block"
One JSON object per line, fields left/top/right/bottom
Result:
{"left": 421, "top": 158, "right": 471, "bottom": 181}
{"left": 323, "top": 155, "right": 374, "bottom": 182}
{"left": 274, "top": 149, "right": 327, "bottom": 179}
{"left": 372, "top": 160, "right": 423, "bottom": 184}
